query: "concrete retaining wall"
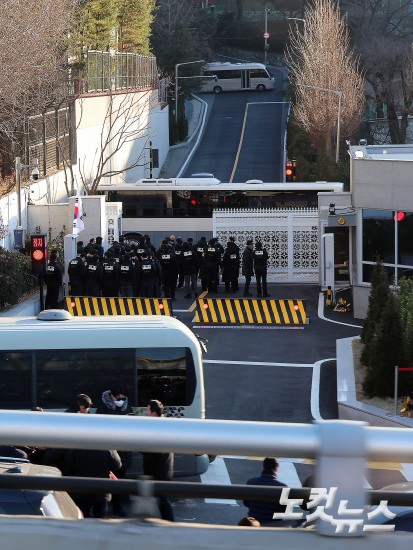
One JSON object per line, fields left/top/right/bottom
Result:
{"left": 0, "top": 89, "right": 168, "bottom": 251}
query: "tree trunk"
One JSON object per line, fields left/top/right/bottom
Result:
{"left": 387, "top": 103, "right": 402, "bottom": 144}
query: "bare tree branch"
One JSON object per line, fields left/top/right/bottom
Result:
{"left": 78, "top": 89, "right": 154, "bottom": 194}
{"left": 286, "top": 0, "right": 365, "bottom": 157}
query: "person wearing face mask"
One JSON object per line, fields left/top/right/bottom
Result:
{"left": 96, "top": 385, "right": 131, "bottom": 516}
{"left": 96, "top": 386, "right": 129, "bottom": 415}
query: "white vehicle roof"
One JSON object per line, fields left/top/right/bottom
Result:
{"left": 98, "top": 179, "right": 344, "bottom": 193}
{"left": 203, "top": 62, "right": 268, "bottom": 70}
{"left": 0, "top": 313, "right": 200, "bottom": 351}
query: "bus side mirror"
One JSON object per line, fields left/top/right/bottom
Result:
{"left": 214, "top": 75, "right": 218, "bottom": 82}
{"left": 195, "top": 334, "right": 208, "bottom": 354}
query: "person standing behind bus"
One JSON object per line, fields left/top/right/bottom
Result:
{"left": 143, "top": 399, "right": 174, "bottom": 522}
{"left": 44, "top": 250, "right": 63, "bottom": 309}
{"left": 242, "top": 240, "right": 254, "bottom": 297}
{"left": 253, "top": 241, "right": 270, "bottom": 298}
{"left": 95, "top": 384, "right": 131, "bottom": 517}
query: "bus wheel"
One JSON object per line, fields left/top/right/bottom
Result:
{"left": 257, "top": 84, "right": 266, "bottom": 92}
{"left": 213, "top": 86, "right": 222, "bottom": 94}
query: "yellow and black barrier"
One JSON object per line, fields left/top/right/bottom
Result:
{"left": 194, "top": 298, "right": 307, "bottom": 325}
{"left": 65, "top": 297, "right": 173, "bottom": 317}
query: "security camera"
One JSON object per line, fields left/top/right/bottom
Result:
{"left": 31, "top": 166, "right": 40, "bottom": 180}
{"left": 31, "top": 158, "right": 40, "bottom": 180}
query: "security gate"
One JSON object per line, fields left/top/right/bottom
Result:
{"left": 213, "top": 208, "right": 320, "bottom": 283}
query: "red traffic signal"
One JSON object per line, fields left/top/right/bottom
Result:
{"left": 285, "top": 159, "right": 296, "bottom": 182}
{"left": 31, "top": 235, "right": 48, "bottom": 275}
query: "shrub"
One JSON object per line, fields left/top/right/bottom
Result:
{"left": 9, "top": 251, "right": 37, "bottom": 292}
{"left": 0, "top": 248, "right": 36, "bottom": 311}
{"left": 363, "top": 293, "right": 407, "bottom": 398}
{"left": 360, "top": 260, "right": 391, "bottom": 368}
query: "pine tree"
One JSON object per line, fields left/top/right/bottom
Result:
{"left": 118, "top": 0, "right": 156, "bottom": 54}
{"left": 360, "top": 260, "right": 390, "bottom": 367}
{"left": 363, "top": 293, "right": 407, "bottom": 398}
{"left": 80, "top": 0, "right": 122, "bottom": 51}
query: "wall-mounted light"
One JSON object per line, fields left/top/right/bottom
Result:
{"left": 329, "top": 203, "right": 336, "bottom": 215}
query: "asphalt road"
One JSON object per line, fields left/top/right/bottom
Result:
{"left": 165, "top": 282, "right": 363, "bottom": 525}
{"left": 183, "top": 70, "right": 287, "bottom": 183}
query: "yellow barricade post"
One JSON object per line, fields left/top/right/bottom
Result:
{"left": 65, "top": 297, "right": 173, "bottom": 317}
{"left": 194, "top": 298, "right": 307, "bottom": 325}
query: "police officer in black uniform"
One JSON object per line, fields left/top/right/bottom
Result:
{"left": 119, "top": 252, "right": 138, "bottom": 297}
{"left": 44, "top": 250, "right": 63, "bottom": 309}
{"left": 203, "top": 238, "right": 221, "bottom": 293}
{"left": 85, "top": 254, "right": 103, "bottom": 297}
{"left": 68, "top": 253, "right": 86, "bottom": 296}
{"left": 222, "top": 239, "right": 240, "bottom": 293}
{"left": 138, "top": 251, "right": 156, "bottom": 297}
{"left": 182, "top": 241, "right": 199, "bottom": 299}
{"left": 157, "top": 240, "right": 178, "bottom": 300}
{"left": 194, "top": 236, "right": 207, "bottom": 291}
{"left": 253, "top": 241, "right": 270, "bottom": 298}
{"left": 174, "top": 237, "right": 184, "bottom": 288}
{"left": 101, "top": 251, "right": 120, "bottom": 297}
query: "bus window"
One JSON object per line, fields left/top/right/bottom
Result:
{"left": 217, "top": 70, "right": 241, "bottom": 80}
{"left": 35, "top": 349, "right": 136, "bottom": 409}
{"left": 250, "top": 69, "right": 270, "bottom": 79}
{"left": 0, "top": 351, "right": 32, "bottom": 410}
{"left": 136, "top": 347, "right": 196, "bottom": 407}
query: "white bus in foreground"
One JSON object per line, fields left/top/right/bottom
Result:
{"left": 0, "top": 311, "right": 204, "bottom": 415}
{"left": 0, "top": 311, "right": 208, "bottom": 474}
{"left": 201, "top": 62, "right": 275, "bottom": 93}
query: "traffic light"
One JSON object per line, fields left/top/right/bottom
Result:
{"left": 31, "top": 235, "right": 47, "bottom": 275}
{"left": 285, "top": 159, "right": 296, "bottom": 182}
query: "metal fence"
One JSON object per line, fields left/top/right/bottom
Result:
{"left": 84, "top": 50, "right": 158, "bottom": 93}
{"left": 2, "top": 411, "right": 413, "bottom": 537}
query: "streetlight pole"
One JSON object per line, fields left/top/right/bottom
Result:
{"left": 296, "top": 84, "right": 344, "bottom": 163}
{"left": 14, "top": 156, "right": 39, "bottom": 250}
{"left": 264, "top": 8, "right": 270, "bottom": 64}
{"left": 175, "top": 60, "right": 205, "bottom": 124}
{"left": 15, "top": 157, "right": 39, "bottom": 226}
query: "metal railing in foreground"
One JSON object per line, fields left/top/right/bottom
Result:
{"left": 0, "top": 411, "right": 413, "bottom": 537}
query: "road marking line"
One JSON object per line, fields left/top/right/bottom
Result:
{"left": 188, "top": 290, "right": 207, "bottom": 313}
{"left": 229, "top": 104, "right": 249, "bottom": 183}
{"left": 200, "top": 457, "right": 239, "bottom": 505}
{"left": 311, "top": 360, "right": 322, "bottom": 421}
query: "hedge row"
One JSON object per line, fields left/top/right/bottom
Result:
{"left": 0, "top": 248, "right": 37, "bottom": 312}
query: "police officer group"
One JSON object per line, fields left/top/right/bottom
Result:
{"left": 63, "top": 234, "right": 271, "bottom": 302}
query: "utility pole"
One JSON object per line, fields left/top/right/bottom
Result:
{"left": 264, "top": 8, "right": 270, "bottom": 64}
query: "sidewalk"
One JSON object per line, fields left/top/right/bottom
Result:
{"left": 159, "top": 95, "right": 207, "bottom": 178}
